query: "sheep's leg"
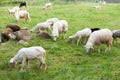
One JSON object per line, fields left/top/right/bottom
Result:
{"left": 98, "top": 46, "right": 101, "bottom": 52}
{"left": 84, "top": 38, "right": 88, "bottom": 44}
{"left": 39, "top": 57, "right": 46, "bottom": 70}
{"left": 64, "top": 31, "right": 67, "bottom": 39}
{"left": 20, "top": 58, "right": 26, "bottom": 72}
{"left": 39, "top": 62, "right": 42, "bottom": 69}
{"left": 77, "top": 37, "right": 81, "bottom": 46}
{"left": 26, "top": 59, "right": 30, "bottom": 69}
{"left": 105, "top": 43, "right": 110, "bottom": 52}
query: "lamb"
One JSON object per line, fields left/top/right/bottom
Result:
{"left": 31, "top": 22, "right": 51, "bottom": 33}
{"left": 112, "top": 30, "right": 120, "bottom": 43}
{"left": 52, "top": 20, "right": 68, "bottom": 41}
{"left": 46, "top": 18, "right": 59, "bottom": 26}
{"left": 8, "top": 6, "right": 20, "bottom": 14}
{"left": 84, "top": 29, "right": 113, "bottom": 53}
{"left": 6, "top": 24, "right": 21, "bottom": 32}
{"left": 43, "top": 3, "right": 52, "bottom": 10}
{"left": 69, "top": 28, "right": 92, "bottom": 46}
{"left": 19, "top": 2, "right": 27, "bottom": 8}
{"left": 14, "top": 10, "right": 31, "bottom": 22}
{"left": 9, "top": 46, "right": 46, "bottom": 71}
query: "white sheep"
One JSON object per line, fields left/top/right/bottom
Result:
{"left": 93, "top": 6, "right": 101, "bottom": 9}
{"left": 69, "top": 28, "right": 92, "bottom": 46}
{"left": 10, "top": 46, "right": 46, "bottom": 71}
{"left": 14, "top": 10, "right": 31, "bottom": 22}
{"left": 31, "top": 22, "right": 51, "bottom": 33}
{"left": 8, "top": 6, "right": 20, "bottom": 14}
{"left": 46, "top": 18, "right": 59, "bottom": 26}
{"left": 52, "top": 20, "right": 68, "bottom": 41}
{"left": 43, "top": 3, "right": 52, "bottom": 10}
{"left": 84, "top": 29, "right": 113, "bottom": 53}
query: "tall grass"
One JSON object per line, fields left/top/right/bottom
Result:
{"left": 0, "top": 1, "right": 120, "bottom": 80}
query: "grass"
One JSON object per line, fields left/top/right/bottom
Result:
{"left": 0, "top": 1, "right": 120, "bottom": 80}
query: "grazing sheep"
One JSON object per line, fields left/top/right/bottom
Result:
{"left": 10, "top": 46, "right": 46, "bottom": 71}
{"left": 14, "top": 10, "right": 31, "bottom": 22}
{"left": 102, "top": 1, "right": 106, "bottom": 4}
{"left": 8, "top": 6, "right": 20, "bottom": 14}
{"left": 38, "top": 32, "right": 52, "bottom": 39}
{"left": 69, "top": 28, "right": 92, "bottom": 46}
{"left": 31, "top": 22, "right": 51, "bottom": 33}
{"left": 90, "top": 28, "right": 100, "bottom": 32}
{"left": 93, "top": 6, "right": 101, "bottom": 9}
{"left": 46, "top": 18, "right": 59, "bottom": 26}
{"left": 84, "top": 29, "right": 113, "bottom": 53}
{"left": 43, "top": 3, "right": 52, "bottom": 10}
{"left": 19, "top": 2, "right": 27, "bottom": 8}
{"left": 6, "top": 24, "right": 21, "bottom": 32}
{"left": 8, "top": 29, "right": 32, "bottom": 41}
{"left": 112, "top": 30, "right": 120, "bottom": 43}
{"left": 52, "top": 20, "right": 68, "bottom": 41}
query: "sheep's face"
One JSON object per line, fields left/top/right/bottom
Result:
{"left": 84, "top": 43, "right": 93, "bottom": 53}
{"left": 52, "top": 36, "right": 57, "bottom": 41}
{"left": 8, "top": 33, "right": 16, "bottom": 39}
{"left": 69, "top": 36, "right": 74, "bottom": 41}
{"left": 10, "top": 58, "right": 16, "bottom": 67}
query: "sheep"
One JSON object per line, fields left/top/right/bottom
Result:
{"left": 102, "top": 1, "right": 106, "bottom": 4}
{"left": 6, "top": 24, "right": 21, "bottom": 32}
{"left": 112, "top": 30, "right": 120, "bottom": 43}
{"left": 43, "top": 3, "right": 52, "bottom": 10}
{"left": 14, "top": 10, "right": 31, "bottom": 22}
{"left": 31, "top": 22, "right": 51, "bottom": 33}
{"left": 69, "top": 28, "right": 92, "bottom": 46}
{"left": 8, "top": 29, "right": 32, "bottom": 41}
{"left": 9, "top": 46, "right": 46, "bottom": 71}
{"left": 19, "top": 2, "right": 27, "bottom": 8}
{"left": 46, "top": 18, "right": 59, "bottom": 26}
{"left": 84, "top": 29, "right": 113, "bottom": 53}
{"left": 52, "top": 20, "right": 68, "bottom": 41}
{"left": 8, "top": 6, "right": 20, "bottom": 14}
{"left": 93, "top": 6, "right": 101, "bottom": 9}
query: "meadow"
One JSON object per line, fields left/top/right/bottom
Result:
{"left": 0, "top": 1, "right": 120, "bottom": 80}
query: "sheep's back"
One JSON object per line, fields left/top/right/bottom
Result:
{"left": 88, "top": 29, "right": 112, "bottom": 44}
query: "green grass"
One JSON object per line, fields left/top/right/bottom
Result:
{"left": 0, "top": 1, "right": 120, "bottom": 80}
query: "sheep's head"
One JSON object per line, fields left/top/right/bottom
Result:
{"left": 8, "top": 33, "right": 16, "bottom": 39}
{"left": 69, "top": 36, "right": 74, "bottom": 41}
{"left": 10, "top": 58, "right": 16, "bottom": 68}
{"left": 84, "top": 42, "right": 93, "bottom": 53}
{"left": 52, "top": 36, "right": 57, "bottom": 41}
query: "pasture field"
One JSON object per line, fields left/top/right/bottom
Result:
{"left": 0, "top": 1, "right": 120, "bottom": 80}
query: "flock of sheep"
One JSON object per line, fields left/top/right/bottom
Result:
{"left": 0, "top": 1, "right": 120, "bottom": 71}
